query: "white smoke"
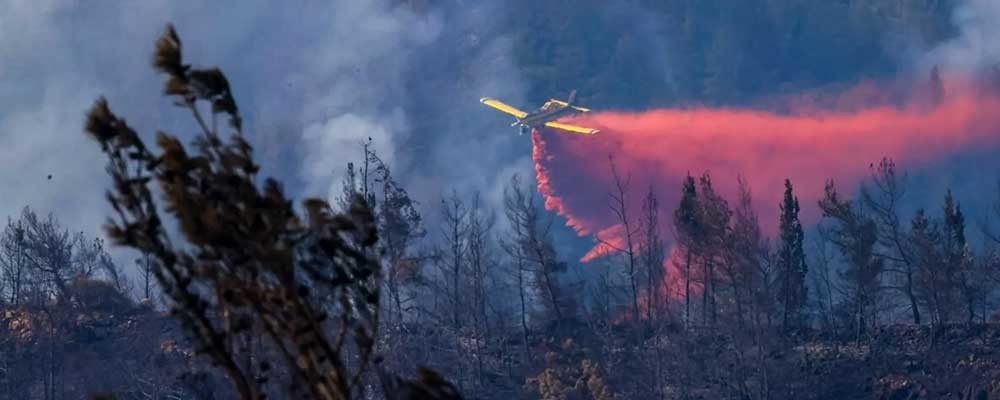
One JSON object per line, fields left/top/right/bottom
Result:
{"left": 295, "top": 1, "right": 442, "bottom": 202}
{"left": 923, "top": 0, "right": 1000, "bottom": 75}
{"left": 0, "top": 0, "right": 532, "bottom": 280}
{"left": 0, "top": 1, "right": 169, "bottom": 266}
{"left": 300, "top": 109, "right": 407, "bottom": 201}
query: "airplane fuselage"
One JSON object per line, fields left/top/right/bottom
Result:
{"left": 513, "top": 104, "right": 578, "bottom": 128}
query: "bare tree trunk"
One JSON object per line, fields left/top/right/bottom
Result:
{"left": 702, "top": 257, "right": 710, "bottom": 326}
{"left": 643, "top": 184, "right": 663, "bottom": 323}
{"left": 862, "top": 158, "right": 921, "bottom": 324}
{"left": 735, "top": 278, "right": 745, "bottom": 330}
{"left": 517, "top": 256, "right": 531, "bottom": 362}
{"left": 536, "top": 248, "right": 564, "bottom": 322}
{"left": 46, "top": 310, "right": 55, "bottom": 400}
{"left": 607, "top": 157, "right": 640, "bottom": 322}
{"left": 466, "top": 196, "right": 493, "bottom": 394}
{"left": 452, "top": 234, "right": 462, "bottom": 331}
{"left": 905, "top": 269, "right": 920, "bottom": 325}
{"left": 709, "top": 260, "right": 717, "bottom": 325}
{"left": 12, "top": 239, "right": 23, "bottom": 308}
{"left": 685, "top": 249, "right": 692, "bottom": 329}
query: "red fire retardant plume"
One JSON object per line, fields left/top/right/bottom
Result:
{"left": 532, "top": 78, "right": 1000, "bottom": 263}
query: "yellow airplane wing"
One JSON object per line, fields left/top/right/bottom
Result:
{"left": 480, "top": 97, "right": 527, "bottom": 119}
{"left": 544, "top": 121, "right": 600, "bottom": 135}
{"left": 548, "top": 99, "right": 591, "bottom": 112}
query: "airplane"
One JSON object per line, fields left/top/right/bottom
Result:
{"left": 480, "top": 90, "right": 600, "bottom": 135}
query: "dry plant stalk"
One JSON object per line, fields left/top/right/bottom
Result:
{"left": 84, "top": 23, "right": 460, "bottom": 400}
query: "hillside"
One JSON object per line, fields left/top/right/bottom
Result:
{"left": 506, "top": 0, "right": 956, "bottom": 108}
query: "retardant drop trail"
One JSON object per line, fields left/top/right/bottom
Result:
{"left": 532, "top": 79, "right": 1000, "bottom": 262}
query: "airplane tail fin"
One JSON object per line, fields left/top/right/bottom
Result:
{"left": 567, "top": 89, "right": 577, "bottom": 105}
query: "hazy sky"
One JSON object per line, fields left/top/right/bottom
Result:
{"left": 0, "top": 1, "right": 535, "bottom": 271}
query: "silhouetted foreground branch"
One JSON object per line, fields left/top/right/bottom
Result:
{"left": 83, "top": 23, "right": 461, "bottom": 400}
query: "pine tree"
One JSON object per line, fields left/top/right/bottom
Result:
{"left": 861, "top": 158, "right": 921, "bottom": 325}
{"left": 697, "top": 173, "right": 730, "bottom": 326}
{"left": 910, "top": 208, "right": 951, "bottom": 325}
{"left": 818, "top": 180, "right": 882, "bottom": 338}
{"left": 943, "top": 190, "right": 966, "bottom": 247}
{"left": 640, "top": 186, "right": 665, "bottom": 322}
{"left": 502, "top": 174, "right": 570, "bottom": 324}
{"left": 673, "top": 174, "right": 701, "bottom": 328}
{"left": 728, "top": 176, "right": 765, "bottom": 330}
{"left": 943, "top": 190, "right": 975, "bottom": 323}
{"left": 778, "top": 179, "right": 808, "bottom": 329}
